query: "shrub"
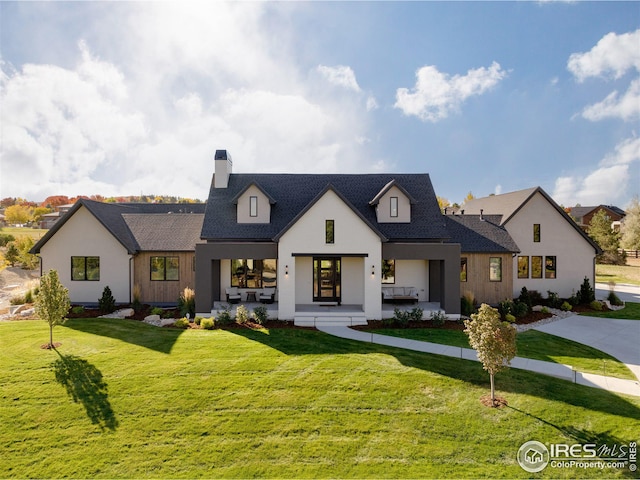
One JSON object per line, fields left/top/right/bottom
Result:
{"left": 546, "top": 291, "right": 562, "bottom": 308}
{"left": 194, "top": 316, "right": 203, "bottom": 326}
{"left": 560, "top": 301, "right": 572, "bottom": 312}
{"left": 528, "top": 290, "right": 544, "bottom": 306}
{"left": 607, "top": 291, "right": 623, "bottom": 306}
{"left": 10, "top": 294, "right": 25, "bottom": 305}
{"left": 236, "top": 305, "right": 250, "bottom": 324}
{"left": 178, "top": 287, "right": 195, "bottom": 318}
{"left": 505, "top": 313, "right": 516, "bottom": 323}
{"left": 430, "top": 310, "right": 446, "bottom": 326}
{"left": 217, "top": 305, "right": 234, "bottom": 325}
{"left": 541, "top": 306, "right": 550, "bottom": 314}
{"left": 392, "top": 308, "right": 410, "bottom": 327}
{"left": 461, "top": 291, "right": 476, "bottom": 317}
{"left": 498, "top": 299, "right": 514, "bottom": 318}
{"left": 568, "top": 291, "right": 580, "bottom": 306}
{"left": 98, "top": 286, "right": 116, "bottom": 313}
{"left": 517, "top": 287, "right": 532, "bottom": 308}
{"left": 577, "top": 277, "right": 595, "bottom": 305}
{"left": 200, "top": 317, "right": 215, "bottom": 330}
{"left": 173, "top": 317, "right": 190, "bottom": 329}
{"left": 0, "top": 233, "right": 15, "bottom": 246}
{"left": 132, "top": 284, "right": 142, "bottom": 312}
{"left": 513, "top": 301, "right": 529, "bottom": 318}
{"left": 24, "top": 289, "right": 34, "bottom": 304}
{"left": 253, "top": 305, "right": 269, "bottom": 325}
{"left": 71, "top": 305, "right": 85, "bottom": 314}
{"left": 590, "top": 300, "right": 604, "bottom": 311}
{"left": 409, "top": 307, "right": 424, "bottom": 322}
{"left": 150, "top": 307, "right": 164, "bottom": 316}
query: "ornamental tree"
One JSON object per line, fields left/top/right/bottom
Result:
{"left": 35, "top": 269, "right": 70, "bottom": 349}
{"left": 464, "top": 303, "right": 517, "bottom": 407}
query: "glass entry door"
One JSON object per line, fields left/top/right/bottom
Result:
{"left": 313, "top": 257, "right": 341, "bottom": 303}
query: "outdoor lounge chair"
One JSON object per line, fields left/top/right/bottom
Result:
{"left": 259, "top": 288, "right": 275, "bottom": 304}
{"left": 225, "top": 287, "right": 241, "bottom": 304}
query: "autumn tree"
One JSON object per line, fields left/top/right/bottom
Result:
{"left": 437, "top": 196, "right": 451, "bottom": 213}
{"left": 621, "top": 196, "right": 640, "bottom": 251}
{"left": 4, "top": 204, "right": 32, "bottom": 225}
{"left": 588, "top": 209, "right": 625, "bottom": 264}
{"left": 464, "top": 304, "right": 517, "bottom": 407}
{"left": 35, "top": 269, "right": 70, "bottom": 349}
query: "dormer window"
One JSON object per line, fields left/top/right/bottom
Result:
{"left": 390, "top": 197, "right": 398, "bottom": 218}
{"left": 369, "top": 180, "right": 415, "bottom": 223}
{"left": 233, "top": 182, "right": 275, "bottom": 224}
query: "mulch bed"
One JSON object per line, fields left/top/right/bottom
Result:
{"left": 480, "top": 395, "right": 508, "bottom": 408}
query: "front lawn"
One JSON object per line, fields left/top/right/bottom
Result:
{"left": 369, "top": 328, "right": 636, "bottom": 380}
{"left": 1, "top": 319, "right": 638, "bottom": 478}
{"left": 582, "top": 302, "right": 640, "bottom": 321}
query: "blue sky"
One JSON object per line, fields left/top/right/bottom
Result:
{"left": 1, "top": 2, "right": 638, "bottom": 208}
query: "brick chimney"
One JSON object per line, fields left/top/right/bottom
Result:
{"left": 214, "top": 150, "right": 232, "bottom": 188}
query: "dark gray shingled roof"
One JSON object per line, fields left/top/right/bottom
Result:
{"left": 201, "top": 173, "right": 449, "bottom": 242}
{"left": 570, "top": 205, "right": 626, "bottom": 220}
{"left": 445, "top": 215, "right": 519, "bottom": 253}
{"left": 32, "top": 199, "right": 206, "bottom": 254}
{"left": 461, "top": 186, "right": 601, "bottom": 253}
{"left": 122, "top": 214, "right": 205, "bottom": 251}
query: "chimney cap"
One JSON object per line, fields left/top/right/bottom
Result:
{"left": 215, "top": 149, "right": 231, "bottom": 161}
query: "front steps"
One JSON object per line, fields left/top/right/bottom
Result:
{"left": 294, "top": 314, "right": 368, "bottom": 327}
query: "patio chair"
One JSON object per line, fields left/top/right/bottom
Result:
{"left": 225, "top": 287, "right": 241, "bottom": 304}
{"left": 259, "top": 288, "right": 275, "bottom": 304}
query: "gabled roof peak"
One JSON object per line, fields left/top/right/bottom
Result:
{"left": 369, "top": 179, "right": 417, "bottom": 206}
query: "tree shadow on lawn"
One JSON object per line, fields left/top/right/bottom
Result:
{"left": 52, "top": 349, "right": 118, "bottom": 431}
{"left": 64, "top": 318, "right": 185, "bottom": 354}
{"left": 231, "top": 327, "right": 640, "bottom": 421}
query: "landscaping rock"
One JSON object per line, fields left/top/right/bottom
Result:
{"left": 99, "top": 308, "right": 135, "bottom": 319}
{"left": 144, "top": 314, "right": 160, "bottom": 322}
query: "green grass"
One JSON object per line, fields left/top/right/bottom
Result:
{"left": 0, "top": 226, "right": 48, "bottom": 241}
{"left": 596, "top": 263, "right": 640, "bottom": 286}
{"left": 370, "top": 328, "right": 636, "bottom": 380}
{"left": 582, "top": 302, "right": 640, "bottom": 320}
{"left": 1, "top": 319, "right": 639, "bottom": 478}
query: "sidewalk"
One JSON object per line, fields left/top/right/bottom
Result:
{"left": 316, "top": 326, "right": 640, "bottom": 398}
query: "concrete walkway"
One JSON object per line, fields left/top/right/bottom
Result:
{"left": 533, "top": 315, "right": 640, "bottom": 381}
{"left": 316, "top": 325, "right": 640, "bottom": 398}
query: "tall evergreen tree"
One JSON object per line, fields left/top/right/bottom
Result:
{"left": 621, "top": 197, "right": 640, "bottom": 251}
{"left": 588, "top": 210, "right": 625, "bottom": 265}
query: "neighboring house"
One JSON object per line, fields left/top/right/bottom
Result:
{"left": 445, "top": 214, "right": 520, "bottom": 305}
{"left": 569, "top": 205, "right": 626, "bottom": 232}
{"left": 31, "top": 201, "right": 206, "bottom": 305}
{"left": 462, "top": 188, "right": 601, "bottom": 298}
{"left": 195, "top": 150, "right": 461, "bottom": 324}
{"left": 39, "top": 203, "right": 75, "bottom": 229}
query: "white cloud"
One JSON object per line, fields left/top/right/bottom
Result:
{"left": 552, "top": 137, "right": 640, "bottom": 206}
{"left": 394, "top": 61, "right": 507, "bottom": 122}
{"left": 0, "top": 3, "right": 384, "bottom": 201}
{"left": 581, "top": 78, "right": 640, "bottom": 121}
{"left": 568, "top": 29, "right": 640, "bottom": 122}
{"left": 317, "top": 65, "right": 361, "bottom": 92}
{"left": 567, "top": 30, "right": 640, "bottom": 82}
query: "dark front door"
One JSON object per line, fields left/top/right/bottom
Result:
{"left": 313, "top": 257, "right": 341, "bottom": 303}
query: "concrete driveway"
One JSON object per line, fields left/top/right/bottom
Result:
{"left": 534, "top": 315, "right": 640, "bottom": 382}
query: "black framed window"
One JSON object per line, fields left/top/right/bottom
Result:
{"left": 250, "top": 196, "right": 258, "bottom": 217}
{"left": 489, "top": 257, "right": 502, "bottom": 282}
{"left": 460, "top": 257, "right": 467, "bottom": 282}
{"left": 390, "top": 197, "right": 398, "bottom": 217}
{"left": 382, "top": 259, "right": 395, "bottom": 284}
{"left": 531, "top": 256, "right": 543, "bottom": 278}
{"left": 545, "top": 256, "right": 556, "bottom": 279}
{"left": 325, "top": 219, "right": 334, "bottom": 244}
{"left": 151, "top": 256, "right": 179, "bottom": 281}
{"left": 517, "top": 256, "right": 529, "bottom": 279}
{"left": 533, "top": 224, "right": 541, "bottom": 242}
{"left": 231, "top": 259, "right": 277, "bottom": 288}
{"left": 71, "top": 256, "right": 100, "bottom": 281}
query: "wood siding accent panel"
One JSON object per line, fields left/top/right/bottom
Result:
{"left": 134, "top": 252, "right": 196, "bottom": 303}
{"left": 461, "top": 253, "right": 513, "bottom": 305}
